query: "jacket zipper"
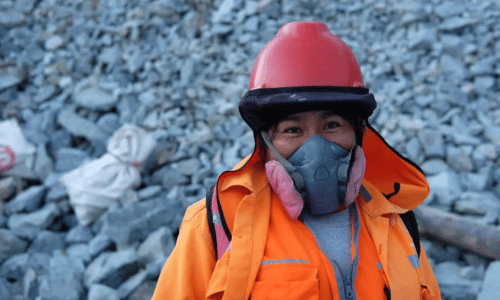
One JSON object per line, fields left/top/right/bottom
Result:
{"left": 341, "top": 205, "right": 357, "bottom": 300}
{"left": 347, "top": 205, "right": 358, "bottom": 300}
{"left": 345, "top": 275, "right": 354, "bottom": 299}
{"left": 331, "top": 261, "right": 356, "bottom": 300}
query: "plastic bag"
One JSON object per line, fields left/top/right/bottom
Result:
{"left": 0, "top": 119, "right": 37, "bottom": 178}
{"left": 61, "top": 124, "right": 156, "bottom": 226}
{"left": 0, "top": 145, "right": 15, "bottom": 172}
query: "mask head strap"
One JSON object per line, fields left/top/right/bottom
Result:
{"left": 261, "top": 131, "right": 306, "bottom": 195}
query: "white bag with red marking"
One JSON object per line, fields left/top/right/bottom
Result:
{"left": 0, "top": 119, "right": 36, "bottom": 178}
{"left": 61, "top": 124, "right": 156, "bottom": 226}
{"left": 0, "top": 145, "right": 15, "bottom": 172}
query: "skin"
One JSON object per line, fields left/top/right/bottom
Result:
{"left": 266, "top": 110, "right": 356, "bottom": 161}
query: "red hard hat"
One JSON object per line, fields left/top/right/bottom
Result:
{"left": 239, "top": 21, "right": 376, "bottom": 132}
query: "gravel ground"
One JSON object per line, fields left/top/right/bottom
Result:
{"left": 0, "top": 0, "right": 499, "bottom": 299}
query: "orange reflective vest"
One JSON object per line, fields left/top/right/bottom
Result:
{"left": 152, "top": 125, "right": 441, "bottom": 300}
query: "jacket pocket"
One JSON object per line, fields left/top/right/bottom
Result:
{"left": 251, "top": 264, "right": 320, "bottom": 300}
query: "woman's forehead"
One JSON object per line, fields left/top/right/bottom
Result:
{"left": 280, "top": 110, "right": 343, "bottom": 122}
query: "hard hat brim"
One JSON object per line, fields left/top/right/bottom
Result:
{"left": 239, "top": 86, "right": 377, "bottom": 132}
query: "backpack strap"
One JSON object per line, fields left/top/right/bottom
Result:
{"left": 400, "top": 210, "right": 421, "bottom": 258}
{"left": 206, "top": 185, "right": 232, "bottom": 260}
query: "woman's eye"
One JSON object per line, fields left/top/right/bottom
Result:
{"left": 284, "top": 127, "right": 302, "bottom": 134}
{"left": 325, "top": 122, "right": 340, "bottom": 129}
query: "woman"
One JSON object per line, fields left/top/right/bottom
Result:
{"left": 152, "top": 21, "right": 441, "bottom": 300}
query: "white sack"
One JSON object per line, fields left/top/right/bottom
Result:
{"left": 0, "top": 119, "right": 37, "bottom": 179}
{"left": 61, "top": 124, "right": 156, "bottom": 226}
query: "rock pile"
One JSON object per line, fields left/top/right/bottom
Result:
{"left": 1, "top": 0, "right": 499, "bottom": 299}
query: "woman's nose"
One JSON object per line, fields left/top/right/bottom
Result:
{"left": 305, "top": 125, "right": 323, "bottom": 140}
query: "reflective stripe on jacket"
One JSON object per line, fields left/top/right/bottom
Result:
{"left": 152, "top": 125, "right": 441, "bottom": 300}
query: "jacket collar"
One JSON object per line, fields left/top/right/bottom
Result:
{"left": 362, "top": 124, "right": 430, "bottom": 211}
{"left": 218, "top": 135, "right": 269, "bottom": 195}
{"left": 358, "top": 180, "right": 408, "bottom": 217}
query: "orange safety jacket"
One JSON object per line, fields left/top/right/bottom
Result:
{"left": 152, "top": 125, "right": 441, "bottom": 300}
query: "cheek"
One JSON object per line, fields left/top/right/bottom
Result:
{"left": 270, "top": 138, "right": 300, "bottom": 160}
{"left": 335, "top": 130, "right": 356, "bottom": 149}
{"left": 323, "top": 129, "right": 355, "bottom": 150}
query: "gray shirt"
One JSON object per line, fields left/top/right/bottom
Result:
{"left": 302, "top": 203, "right": 360, "bottom": 300}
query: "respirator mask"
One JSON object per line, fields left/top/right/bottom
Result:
{"left": 263, "top": 132, "right": 365, "bottom": 216}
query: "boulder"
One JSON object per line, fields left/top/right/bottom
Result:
{"left": 484, "top": 126, "right": 500, "bottom": 146}
{"left": 0, "top": 253, "right": 29, "bottom": 281}
{"left": 44, "top": 35, "right": 64, "bottom": 51}
{"left": 0, "top": 10, "right": 26, "bottom": 28}
{"left": 66, "top": 244, "right": 92, "bottom": 265}
{"left": 0, "top": 229, "right": 28, "bottom": 264}
{"left": 434, "top": 261, "right": 482, "bottom": 300}
{"left": 23, "top": 268, "right": 38, "bottom": 300}
{"left": 117, "top": 270, "right": 148, "bottom": 299}
{"left": 4, "top": 185, "right": 47, "bottom": 215}
{"left": 38, "top": 251, "right": 85, "bottom": 300}
{"left": 57, "top": 109, "right": 109, "bottom": 142}
{"left": 477, "top": 261, "right": 500, "bottom": 300}
{"left": 454, "top": 192, "right": 500, "bottom": 217}
{"left": 137, "top": 226, "right": 175, "bottom": 266}
{"left": 138, "top": 185, "right": 163, "bottom": 200}
{"left": 34, "top": 84, "right": 57, "bottom": 103}
{"left": 45, "top": 181, "right": 68, "bottom": 203}
{"left": 27, "top": 230, "right": 65, "bottom": 255}
{"left": 0, "top": 177, "right": 16, "bottom": 202}
{"left": 84, "top": 249, "right": 139, "bottom": 288}
{"left": 7, "top": 203, "right": 60, "bottom": 240}
{"left": 418, "top": 129, "right": 445, "bottom": 158}
{"left": 128, "top": 280, "right": 157, "bottom": 300}
{"left": 27, "top": 253, "right": 50, "bottom": 276}
{"left": 427, "top": 171, "right": 462, "bottom": 208}
{"left": 88, "top": 234, "right": 115, "bottom": 259}
{"left": 54, "top": 148, "right": 89, "bottom": 173}
{"left": 0, "top": 74, "right": 20, "bottom": 92}
{"left": 420, "top": 159, "right": 449, "bottom": 175}
{"left": 88, "top": 284, "right": 119, "bottom": 300}
{"left": 65, "top": 225, "right": 94, "bottom": 245}
{"left": 97, "top": 196, "right": 181, "bottom": 248}
{"left": 74, "top": 86, "right": 117, "bottom": 111}
{"left": 446, "top": 146, "right": 475, "bottom": 172}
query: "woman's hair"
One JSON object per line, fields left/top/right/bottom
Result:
{"left": 350, "top": 117, "right": 367, "bottom": 147}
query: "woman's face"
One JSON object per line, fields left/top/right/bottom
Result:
{"left": 267, "top": 110, "right": 356, "bottom": 160}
